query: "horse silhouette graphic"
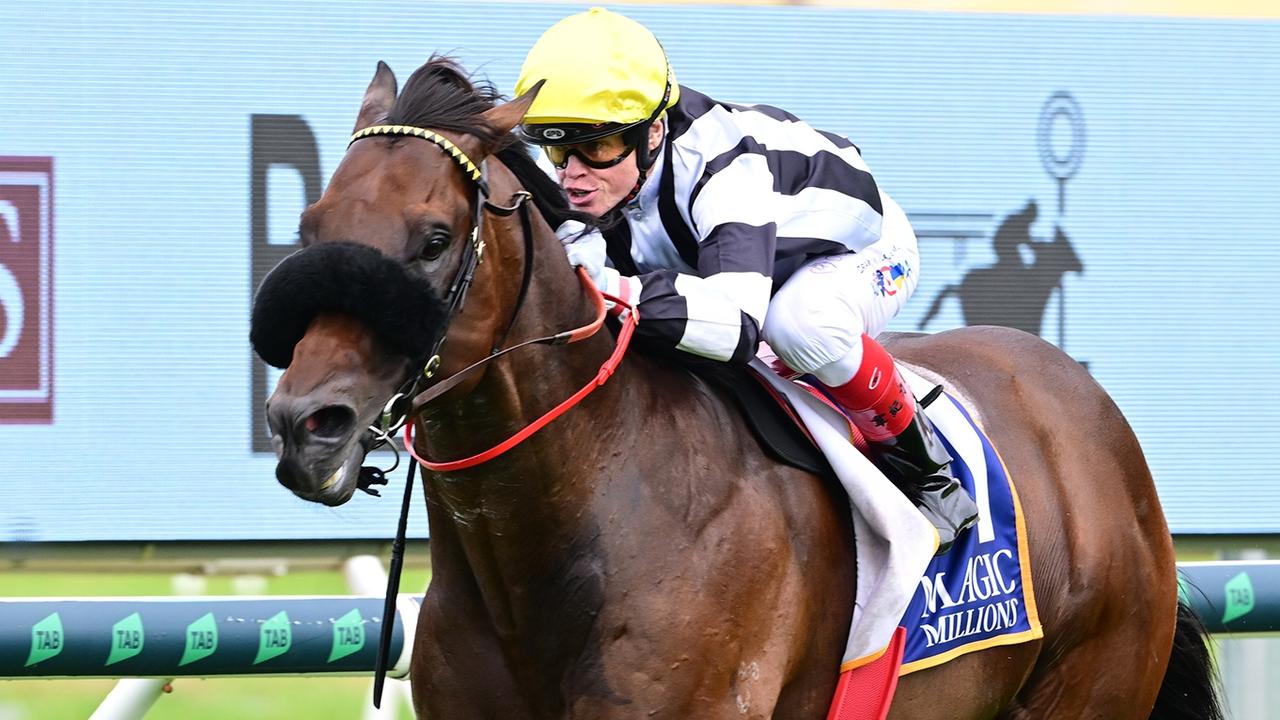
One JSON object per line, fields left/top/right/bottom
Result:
{"left": 918, "top": 200, "right": 1082, "bottom": 339}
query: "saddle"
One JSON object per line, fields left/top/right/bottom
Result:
{"left": 689, "top": 361, "right": 835, "bottom": 479}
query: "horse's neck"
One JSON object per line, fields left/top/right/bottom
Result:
{"left": 421, "top": 350, "right": 644, "bottom": 645}
{"left": 417, "top": 215, "right": 648, "bottom": 633}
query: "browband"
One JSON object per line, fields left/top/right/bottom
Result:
{"left": 349, "top": 124, "right": 488, "bottom": 196}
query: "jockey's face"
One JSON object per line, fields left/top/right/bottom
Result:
{"left": 555, "top": 120, "right": 663, "bottom": 218}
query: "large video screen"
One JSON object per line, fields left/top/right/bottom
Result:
{"left": 1, "top": 2, "right": 1276, "bottom": 540}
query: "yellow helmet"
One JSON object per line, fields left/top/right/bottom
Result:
{"left": 514, "top": 7, "right": 679, "bottom": 146}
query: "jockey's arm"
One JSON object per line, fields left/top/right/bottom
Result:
{"left": 556, "top": 217, "right": 771, "bottom": 364}
{"left": 558, "top": 140, "right": 887, "bottom": 365}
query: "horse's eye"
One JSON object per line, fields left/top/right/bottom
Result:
{"left": 421, "top": 232, "right": 450, "bottom": 261}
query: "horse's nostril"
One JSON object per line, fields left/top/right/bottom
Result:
{"left": 303, "top": 405, "right": 356, "bottom": 440}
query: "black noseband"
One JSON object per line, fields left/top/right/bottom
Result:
{"left": 250, "top": 242, "right": 445, "bottom": 369}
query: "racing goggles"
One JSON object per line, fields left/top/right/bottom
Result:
{"left": 542, "top": 132, "right": 638, "bottom": 170}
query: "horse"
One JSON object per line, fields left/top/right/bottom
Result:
{"left": 249, "top": 58, "right": 1220, "bottom": 719}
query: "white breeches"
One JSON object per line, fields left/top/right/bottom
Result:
{"left": 761, "top": 194, "right": 920, "bottom": 387}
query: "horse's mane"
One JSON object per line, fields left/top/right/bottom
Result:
{"left": 385, "top": 56, "right": 594, "bottom": 231}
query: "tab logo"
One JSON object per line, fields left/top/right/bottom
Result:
{"left": 0, "top": 157, "right": 54, "bottom": 424}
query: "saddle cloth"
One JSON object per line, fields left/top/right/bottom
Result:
{"left": 747, "top": 356, "right": 1043, "bottom": 691}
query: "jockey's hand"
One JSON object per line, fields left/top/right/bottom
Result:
{"left": 555, "top": 220, "right": 609, "bottom": 289}
{"left": 555, "top": 220, "right": 633, "bottom": 315}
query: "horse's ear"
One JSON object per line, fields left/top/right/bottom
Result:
{"left": 353, "top": 61, "right": 398, "bottom": 133}
{"left": 485, "top": 81, "right": 543, "bottom": 135}
{"left": 465, "top": 81, "right": 544, "bottom": 158}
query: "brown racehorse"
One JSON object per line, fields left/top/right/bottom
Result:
{"left": 251, "top": 58, "right": 1221, "bottom": 719}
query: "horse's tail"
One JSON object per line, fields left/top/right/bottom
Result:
{"left": 1148, "top": 599, "right": 1224, "bottom": 720}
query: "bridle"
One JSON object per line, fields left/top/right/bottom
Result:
{"left": 347, "top": 123, "right": 635, "bottom": 476}
{"left": 343, "top": 123, "right": 638, "bottom": 707}
{"left": 346, "top": 124, "right": 531, "bottom": 461}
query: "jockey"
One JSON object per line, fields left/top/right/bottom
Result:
{"left": 514, "top": 7, "right": 978, "bottom": 553}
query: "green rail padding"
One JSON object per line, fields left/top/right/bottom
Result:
{"left": 3, "top": 562, "right": 1276, "bottom": 679}
{"left": 1180, "top": 561, "right": 1280, "bottom": 635}
{"left": 0, "top": 595, "right": 416, "bottom": 678}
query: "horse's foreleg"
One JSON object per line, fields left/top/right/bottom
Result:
{"left": 411, "top": 596, "right": 530, "bottom": 719}
{"left": 561, "top": 629, "right": 790, "bottom": 720}
{"left": 559, "top": 553, "right": 810, "bottom": 719}
{"left": 565, "top": 671, "right": 783, "bottom": 717}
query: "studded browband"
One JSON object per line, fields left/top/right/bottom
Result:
{"left": 349, "top": 124, "right": 489, "bottom": 196}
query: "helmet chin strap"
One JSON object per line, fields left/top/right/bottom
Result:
{"left": 606, "top": 121, "right": 663, "bottom": 215}
{"left": 613, "top": 172, "right": 647, "bottom": 212}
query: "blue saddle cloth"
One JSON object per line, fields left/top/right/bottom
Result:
{"left": 898, "top": 396, "right": 1043, "bottom": 674}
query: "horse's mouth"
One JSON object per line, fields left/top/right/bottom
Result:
{"left": 274, "top": 438, "right": 366, "bottom": 507}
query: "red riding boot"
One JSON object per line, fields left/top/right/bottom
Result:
{"left": 822, "top": 335, "right": 979, "bottom": 554}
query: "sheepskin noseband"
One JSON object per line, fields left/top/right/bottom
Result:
{"left": 250, "top": 242, "right": 446, "bottom": 369}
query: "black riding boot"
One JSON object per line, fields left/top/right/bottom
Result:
{"left": 870, "top": 409, "right": 979, "bottom": 555}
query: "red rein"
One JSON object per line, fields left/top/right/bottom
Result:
{"left": 404, "top": 267, "right": 638, "bottom": 472}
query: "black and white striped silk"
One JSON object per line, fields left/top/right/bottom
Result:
{"left": 578, "top": 86, "right": 888, "bottom": 365}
